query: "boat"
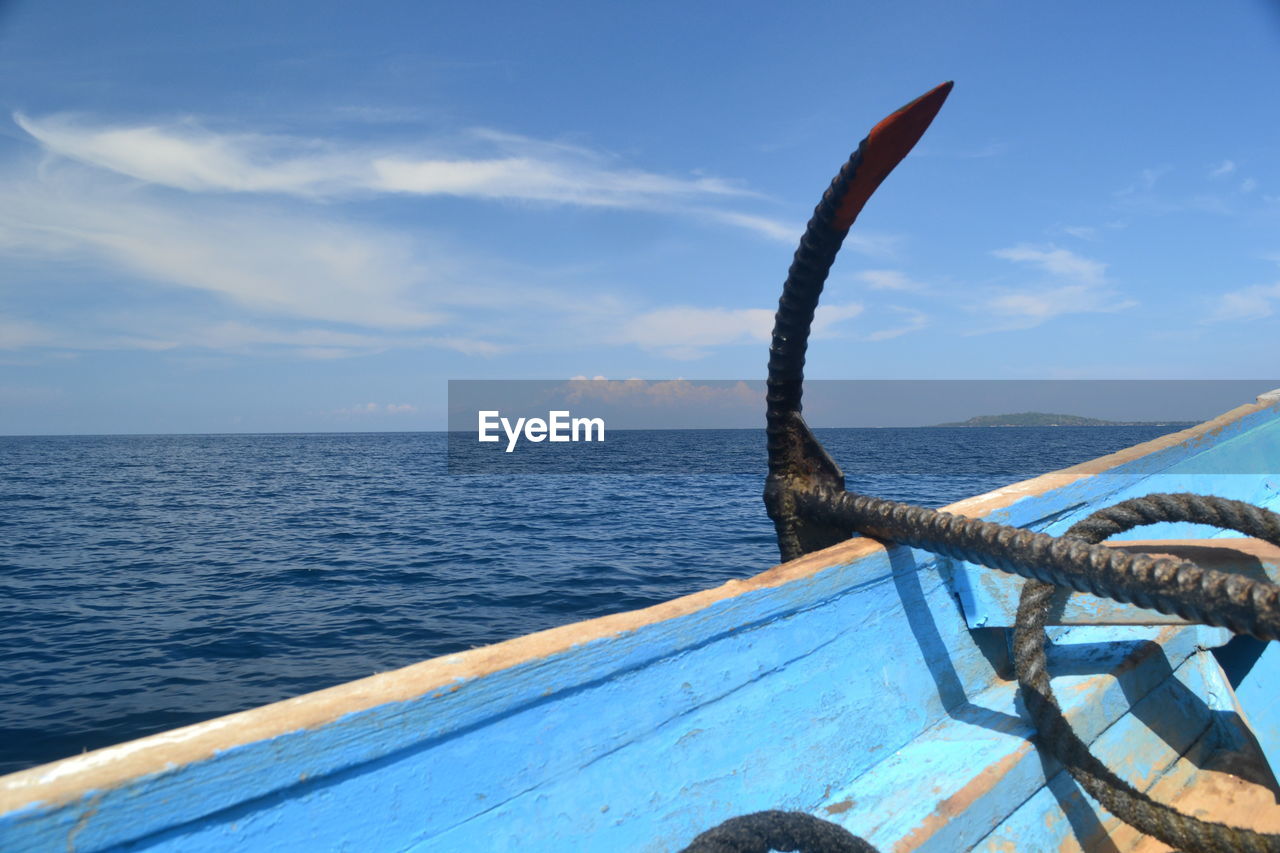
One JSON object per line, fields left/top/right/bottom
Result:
{"left": 5, "top": 82, "right": 1280, "bottom": 852}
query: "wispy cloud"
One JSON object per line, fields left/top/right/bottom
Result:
{"left": 16, "top": 113, "right": 759, "bottom": 212}
{"left": 977, "top": 244, "right": 1134, "bottom": 330}
{"left": 618, "top": 306, "right": 773, "bottom": 360}
{"left": 979, "top": 284, "right": 1134, "bottom": 329}
{"left": 701, "top": 210, "right": 799, "bottom": 243}
{"left": 864, "top": 306, "right": 929, "bottom": 341}
{"left": 1, "top": 112, "right": 898, "bottom": 363}
{"left": 855, "top": 269, "right": 926, "bottom": 291}
{"left": 561, "top": 378, "right": 758, "bottom": 407}
{"left": 0, "top": 171, "right": 446, "bottom": 330}
{"left": 15, "top": 114, "right": 364, "bottom": 196}
{"left": 333, "top": 402, "right": 419, "bottom": 415}
{"left": 844, "top": 231, "right": 905, "bottom": 259}
{"left": 956, "top": 141, "right": 1010, "bottom": 159}
{"left": 159, "top": 322, "right": 501, "bottom": 358}
{"left": 617, "top": 301, "right": 862, "bottom": 359}
{"left": 0, "top": 315, "right": 56, "bottom": 349}
{"left": 1115, "top": 166, "right": 1171, "bottom": 201}
{"left": 1061, "top": 225, "right": 1099, "bottom": 241}
{"left": 991, "top": 245, "right": 1107, "bottom": 285}
{"left": 0, "top": 161, "right": 811, "bottom": 362}
{"left": 1206, "top": 282, "right": 1280, "bottom": 323}
{"left": 1112, "top": 164, "right": 1249, "bottom": 217}
{"left": 812, "top": 303, "right": 865, "bottom": 336}
{"left": 1209, "top": 160, "right": 1237, "bottom": 178}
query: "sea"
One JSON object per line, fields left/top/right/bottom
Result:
{"left": 0, "top": 425, "right": 1186, "bottom": 775}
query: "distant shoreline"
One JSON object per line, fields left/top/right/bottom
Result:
{"left": 3, "top": 422, "right": 1204, "bottom": 438}
{"left": 933, "top": 412, "right": 1198, "bottom": 428}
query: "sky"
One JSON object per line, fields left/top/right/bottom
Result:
{"left": 1, "top": 1, "right": 1279, "bottom": 434}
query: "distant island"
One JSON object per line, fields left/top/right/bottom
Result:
{"left": 934, "top": 412, "right": 1196, "bottom": 428}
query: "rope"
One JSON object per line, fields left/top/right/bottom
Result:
{"left": 1013, "top": 494, "right": 1280, "bottom": 853}
{"left": 681, "top": 492, "right": 1280, "bottom": 852}
{"left": 794, "top": 488, "right": 1280, "bottom": 641}
{"left": 680, "top": 810, "right": 879, "bottom": 853}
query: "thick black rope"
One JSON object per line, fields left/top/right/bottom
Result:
{"left": 680, "top": 810, "right": 878, "bottom": 853}
{"left": 682, "top": 492, "right": 1280, "bottom": 852}
{"left": 794, "top": 488, "right": 1280, "bottom": 641}
{"left": 1013, "top": 494, "right": 1280, "bottom": 852}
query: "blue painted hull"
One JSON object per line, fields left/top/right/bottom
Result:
{"left": 4, "top": 394, "right": 1280, "bottom": 851}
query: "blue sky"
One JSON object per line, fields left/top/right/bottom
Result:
{"left": 1, "top": 1, "right": 1278, "bottom": 434}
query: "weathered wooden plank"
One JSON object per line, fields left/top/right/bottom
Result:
{"left": 1220, "top": 634, "right": 1280, "bottom": 778}
{"left": 974, "top": 648, "right": 1280, "bottom": 851}
{"left": 815, "top": 624, "right": 1226, "bottom": 852}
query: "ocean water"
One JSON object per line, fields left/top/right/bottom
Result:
{"left": 0, "top": 425, "right": 1183, "bottom": 775}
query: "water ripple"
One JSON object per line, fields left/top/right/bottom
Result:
{"left": 0, "top": 426, "right": 1179, "bottom": 774}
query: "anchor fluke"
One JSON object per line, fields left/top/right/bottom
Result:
{"left": 765, "top": 82, "right": 953, "bottom": 562}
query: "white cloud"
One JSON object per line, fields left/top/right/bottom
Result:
{"left": 185, "top": 323, "right": 502, "bottom": 358}
{"left": 424, "top": 336, "right": 506, "bottom": 357}
{"left": 15, "top": 114, "right": 364, "bottom": 196}
{"left": 702, "top": 211, "right": 799, "bottom": 243}
{"left": 0, "top": 315, "right": 56, "bottom": 349}
{"left": 0, "top": 169, "right": 444, "bottom": 330}
{"left": 864, "top": 307, "right": 929, "bottom": 341}
{"left": 812, "top": 302, "right": 865, "bottom": 336}
{"left": 991, "top": 245, "right": 1107, "bottom": 285}
{"left": 617, "top": 301, "right": 863, "bottom": 359}
{"left": 1241, "top": 177, "right": 1258, "bottom": 193}
{"left": 855, "top": 269, "right": 925, "bottom": 291}
{"left": 1116, "top": 166, "right": 1171, "bottom": 199}
{"left": 0, "top": 113, "right": 898, "bottom": 362}
{"left": 618, "top": 306, "right": 774, "bottom": 359}
{"left": 1061, "top": 225, "right": 1099, "bottom": 241}
{"left": 1207, "top": 282, "right": 1280, "bottom": 322}
{"left": 16, "top": 112, "right": 759, "bottom": 213}
{"left": 1210, "top": 160, "right": 1237, "bottom": 178}
{"left": 0, "top": 164, "right": 795, "bottom": 361}
{"left": 843, "top": 231, "right": 904, "bottom": 259}
{"left": 978, "top": 285, "right": 1136, "bottom": 330}
{"left": 979, "top": 244, "right": 1133, "bottom": 330}
{"left": 1140, "top": 167, "right": 1168, "bottom": 189}
{"left": 371, "top": 155, "right": 746, "bottom": 208}
{"left": 0, "top": 313, "right": 185, "bottom": 352}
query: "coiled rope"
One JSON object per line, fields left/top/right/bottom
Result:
{"left": 681, "top": 810, "right": 877, "bottom": 853}
{"left": 1014, "top": 494, "right": 1280, "bottom": 853}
